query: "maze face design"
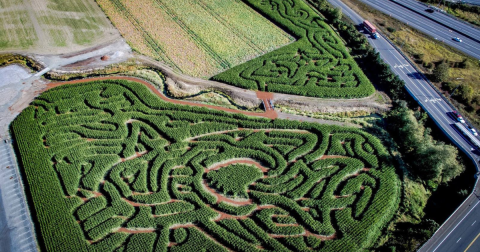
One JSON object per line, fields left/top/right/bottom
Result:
{"left": 212, "top": 0, "right": 374, "bottom": 98}
{"left": 13, "top": 80, "right": 398, "bottom": 251}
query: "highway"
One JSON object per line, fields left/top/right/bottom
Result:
{"left": 325, "top": 0, "right": 480, "bottom": 251}
{"left": 355, "top": 0, "right": 480, "bottom": 59}
{"left": 392, "top": 0, "right": 480, "bottom": 42}
{"left": 0, "top": 139, "right": 37, "bottom": 252}
{"left": 460, "top": 0, "right": 480, "bottom": 6}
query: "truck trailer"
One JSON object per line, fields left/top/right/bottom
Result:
{"left": 363, "top": 20, "right": 379, "bottom": 39}
{"left": 455, "top": 122, "right": 480, "bottom": 149}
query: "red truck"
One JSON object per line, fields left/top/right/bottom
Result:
{"left": 363, "top": 20, "right": 379, "bottom": 39}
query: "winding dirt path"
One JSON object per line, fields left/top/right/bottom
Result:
{"left": 206, "top": 159, "right": 269, "bottom": 173}
{"left": 201, "top": 179, "right": 254, "bottom": 206}
{"left": 46, "top": 76, "right": 278, "bottom": 119}
{"left": 201, "top": 159, "right": 271, "bottom": 206}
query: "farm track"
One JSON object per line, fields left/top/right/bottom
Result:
{"left": 135, "top": 54, "right": 386, "bottom": 106}
{"left": 46, "top": 76, "right": 279, "bottom": 120}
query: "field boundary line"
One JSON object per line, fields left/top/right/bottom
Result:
{"left": 108, "top": 0, "right": 182, "bottom": 72}
{"left": 152, "top": 0, "right": 230, "bottom": 69}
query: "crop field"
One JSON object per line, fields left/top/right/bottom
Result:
{"left": 12, "top": 80, "right": 399, "bottom": 251}
{"left": 0, "top": 0, "right": 119, "bottom": 54}
{"left": 212, "top": 0, "right": 374, "bottom": 98}
{"left": 96, "top": 0, "right": 294, "bottom": 78}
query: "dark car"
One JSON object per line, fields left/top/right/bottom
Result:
{"left": 426, "top": 8, "right": 435, "bottom": 13}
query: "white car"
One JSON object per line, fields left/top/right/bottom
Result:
{"left": 469, "top": 127, "right": 478, "bottom": 136}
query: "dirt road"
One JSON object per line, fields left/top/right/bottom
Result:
{"left": 136, "top": 55, "right": 390, "bottom": 115}
{"left": 46, "top": 76, "right": 279, "bottom": 120}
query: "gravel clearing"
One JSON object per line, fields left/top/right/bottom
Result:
{"left": 0, "top": 66, "right": 31, "bottom": 87}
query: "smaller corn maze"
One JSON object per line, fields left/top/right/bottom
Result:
{"left": 13, "top": 80, "right": 399, "bottom": 251}
{"left": 212, "top": 0, "right": 375, "bottom": 98}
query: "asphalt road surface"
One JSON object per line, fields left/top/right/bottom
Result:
{"left": 356, "top": 0, "right": 480, "bottom": 59}
{"left": 326, "top": 0, "right": 480, "bottom": 251}
{"left": 418, "top": 188, "right": 480, "bottom": 252}
{"left": 393, "top": 0, "right": 480, "bottom": 42}
{"left": 0, "top": 139, "right": 37, "bottom": 252}
{"left": 459, "top": 0, "right": 480, "bottom": 6}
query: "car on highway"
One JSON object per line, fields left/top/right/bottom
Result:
{"left": 426, "top": 8, "right": 435, "bottom": 13}
{"left": 453, "top": 37, "right": 463, "bottom": 42}
{"left": 469, "top": 126, "right": 478, "bottom": 136}
{"left": 452, "top": 110, "right": 466, "bottom": 123}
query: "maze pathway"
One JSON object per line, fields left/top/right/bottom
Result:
{"left": 11, "top": 79, "right": 399, "bottom": 251}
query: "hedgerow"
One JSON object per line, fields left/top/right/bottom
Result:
{"left": 211, "top": 0, "right": 374, "bottom": 98}
{"left": 12, "top": 79, "right": 399, "bottom": 251}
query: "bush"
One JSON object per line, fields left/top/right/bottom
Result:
{"left": 432, "top": 61, "right": 450, "bottom": 82}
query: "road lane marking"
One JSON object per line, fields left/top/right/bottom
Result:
{"left": 457, "top": 238, "right": 462, "bottom": 243}
{"left": 472, "top": 221, "right": 476, "bottom": 226}
{"left": 366, "top": 3, "right": 480, "bottom": 58}
{"left": 394, "top": 63, "right": 409, "bottom": 68}
{"left": 433, "top": 200, "right": 480, "bottom": 252}
{"left": 382, "top": 41, "right": 475, "bottom": 152}
{"left": 367, "top": 0, "right": 480, "bottom": 54}
{"left": 464, "top": 232, "right": 480, "bottom": 252}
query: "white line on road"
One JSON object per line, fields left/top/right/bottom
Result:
{"left": 433, "top": 200, "right": 480, "bottom": 252}
{"left": 18, "top": 231, "right": 32, "bottom": 237}
{"left": 15, "top": 218, "right": 28, "bottom": 224}
{"left": 457, "top": 238, "right": 461, "bottom": 243}
{"left": 19, "top": 243, "right": 33, "bottom": 251}
{"left": 10, "top": 205, "right": 24, "bottom": 211}
{"left": 19, "top": 235, "right": 34, "bottom": 243}
{"left": 472, "top": 221, "right": 476, "bottom": 226}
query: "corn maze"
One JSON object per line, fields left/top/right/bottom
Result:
{"left": 212, "top": 0, "right": 375, "bottom": 98}
{"left": 12, "top": 80, "right": 399, "bottom": 251}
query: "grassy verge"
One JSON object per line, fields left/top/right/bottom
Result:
{"left": 0, "top": 54, "right": 43, "bottom": 72}
{"left": 418, "top": 0, "right": 480, "bottom": 26}
{"left": 277, "top": 104, "right": 377, "bottom": 126}
{"left": 444, "top": 4, "right": 480, "bottom": 26}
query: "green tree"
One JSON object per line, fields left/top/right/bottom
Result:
{"left": 387, "top": 107, "right": 424, "bottom": 153}
{"left": 331, "top": 7, "right": 342, "bottom": 21}
{"left": 315, "top": 0, "right": 328, "bottom": 10}
{"left": 432, "top": 61, "right": 450, "bottom": 82}
{"left": 386, "top": 106, "right": 464, "bottom": 182}
{"left": 456, "top": 84, "right": 474, "bottom": 103}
